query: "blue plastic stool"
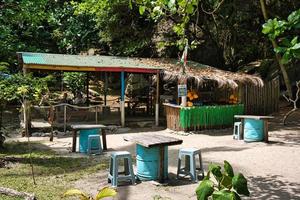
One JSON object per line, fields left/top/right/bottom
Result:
{"left": 233, "top": 122, "right": 242, "bottom": 140}
{"left": 177, "top": 148, "right": 204, "bottom": 182}
{"left": 108, "top": 151, "right": 135, "bottom": 187}
{"left": 87, "top": 135, "right": 102, "bottom": 155}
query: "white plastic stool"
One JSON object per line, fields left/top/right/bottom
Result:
{"left": 177, "top": 148, "right": 204, "bottom": 182}
{"left": 233, "top": 122, "right": 242, "bottom": 140}
{"left": 108, "top": 151, "right": 135, "bottom": 187}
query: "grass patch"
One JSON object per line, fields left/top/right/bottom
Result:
{"left": 0, "top": 141, "right": 109, "bottom": 200}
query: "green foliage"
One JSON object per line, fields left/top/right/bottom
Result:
{"left": 63, "top": 72, "right": 87, "bottom": 96}
{"left": 76, "top": 0, "right": 153, "bottom": 56}
{"left": 133, "top": 0, "right": 200, "bottom": 50}
{"left": 0, "top": 73, "right": 52, "bottom": 104}
{"left": 262, "top": 9, "right": 300, "bottom": 64}
{"left": 196, "top": 161, "right": 250, "bottom": 200}
{"left": 64, "top": 187, "right": 117, "bottom": 200}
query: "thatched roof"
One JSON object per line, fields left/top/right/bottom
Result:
{"left": 136, "top": 58, "right": 264, "bottom": 89}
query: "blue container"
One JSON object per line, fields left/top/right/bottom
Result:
{"left": 79, "top": 129, "right": 100, "bottom": 153}
{"left": 136, "top": 144, "right": 168, "bottom": 181}
{"left": 244, "top": 119, "right": 264, "bottom": 142}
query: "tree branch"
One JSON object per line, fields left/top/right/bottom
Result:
{"left": 201, "top": 0, "right": 225, "bottom": 15}
{"left": 0, "top": 187, "right": 37, "bottom": 200}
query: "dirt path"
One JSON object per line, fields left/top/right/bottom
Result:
{"left": 7, "top": 110, "right": 300, "bottom": 200}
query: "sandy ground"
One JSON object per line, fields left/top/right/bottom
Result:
{"left": 7, "top": 110, "right": 300, "bottom": 200}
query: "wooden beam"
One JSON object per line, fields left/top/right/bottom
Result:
{"left": 24, "top": 64, "right": 95, "bottom": 72}
{"left": 24, "top": 64, "right": 161, "bottom": 74}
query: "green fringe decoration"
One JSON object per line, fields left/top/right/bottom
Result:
{"left": 179, "top": 104, "right": 244, "bottom": 129}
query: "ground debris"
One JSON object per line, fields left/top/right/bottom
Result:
{"left": 0, "top": 186, "right": 37, "bottom": 200}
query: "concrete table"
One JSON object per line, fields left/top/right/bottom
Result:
{"left": 234, "top": 115, "right": 274, "bottom": 142}
{"left": 71, "top": 124, "right": 107, "bottom": 152}
{"left": 124, "top": 134, "right": 183, "bottom": 183}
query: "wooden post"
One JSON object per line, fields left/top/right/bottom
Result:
{"left": 95, "top": 106, "right": 98, "bottom": 124}
{"left": 264, "top": 119, "right": 269, "bottom": 143}
{"left": 86, "top": 72, "right": 89, "bottom": 105}
{"left": 104, "top": 72, "right": 108, "bottom": 106}
{"left": 159, "top": 146, "right": 165, "bottom": 183}
{"left": 72, "top": 129, "right": 77, "bottom": 152}
{"left": 155, "top": 71, "right": 160, "bottom": 126}
{"left": 64, "top": 105, "right": 67, "bottom": 133}
{"left": 121, "top": 71, "right": 125, "bottom": 127}
{"left": 22, "top": 67, "right": 31, "bottom": 136}
{"left": 102, "top": 129, "right": 107, "bottom": 150}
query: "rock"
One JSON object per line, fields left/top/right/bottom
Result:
{"left": 136, "top": 121, "right": 152, "bottom": 128}
{"left": 117, "top": 127, "right": 131, "bottom": 134}
{"left": 31, "top": 132, "right": 42, "bottom": 137}
{"left": 42, "top": 132, "right": 51, "bottom": 137}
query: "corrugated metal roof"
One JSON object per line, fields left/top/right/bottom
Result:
{"left": 19, "top": 52, "right": 163, "bottom": 70}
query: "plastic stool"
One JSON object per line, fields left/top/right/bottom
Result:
{"left": 233, "top": 122, "right": 242, "bottom": 140}
{"left": 177, "top": 148, "right": 204, "bottom": 182}
{"left": 87, "top": 135, "right": 102, "bottom": 154}
{"left": 108, "top": 151, "right": 135, "bottom": 187}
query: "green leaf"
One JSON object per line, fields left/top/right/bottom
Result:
{"left": 208, "top": 164, "right": 223, "bottom": 182}
{"left": 195, "top": 180, "right": 214, "bottom": 200}
{"left": 274, "top": 47, "right": 287, "bottom": 54}
{"left": 63, "top": 189, "right": 90, "bottom": 200}
{"left": 186, "top": 3, "right": 194, "bottom": 14}
{"left": 224, "top": 160, "right": 234, "bottom": 177}
{"left": 232, "top": 173, "right": 250, "bottom": 196}
{"left": 96, "top": 187, "right": 117, "bottom": 200}
{"left": 291, "top": 43, "right": 300, "bottom": 50}
{"left": 291, "top": 36, "right": 298, "bottom": 46}
{"left": 220, "top": 174, "right": 232, "bottom": 189}
{"left": 139, "top": 6, "right": 146, "bottom": 15}
{"left": 129, "top": 0, "right": 133, "bottom": 9}
{"left": 212, "top": 190, "right": 241, "bottom": 200}
{"left": 281, "top": 51, "right": 292, "bottom": 64}
{"left": 167, "top": 0, "right": 175, "bottom": 9}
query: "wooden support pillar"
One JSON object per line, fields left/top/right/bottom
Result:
{"left": 155, "top": 71, "right": 160, "bottom": 126}
{"left": 121, "top": 71, "right": 125, "bottom": 127}
{"left": 104, "top": 72, "right": 108, "bottom": 106}
{"left": 86, "top": 72, "right": 89, "bottom": 105}
{"left": 22, "top": 67, "right": 31, "bottom": 136}
{"left": 64, "top": 105, "right": 67, "bottom": 133}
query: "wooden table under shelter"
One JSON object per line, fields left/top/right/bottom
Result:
{"left": 123, "top": 134, "right": 183, "bottom": 183}
{"left": 71, "top": 124, "right": 107, "bottom": 152}
{"left": 234, "top": 115, "right": 274, "bottom": 142}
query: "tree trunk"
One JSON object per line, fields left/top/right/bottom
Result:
{"left": 259, "top": 0, "right": 293, "bottom": 98}
{"left": 0, "top": 187, "right": 37, "bottom": 200}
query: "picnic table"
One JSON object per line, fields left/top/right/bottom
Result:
{"left": 234, "top": 115, "right": 274, "bottom": 142}
{"left": 124, "top": 134, "right": 183, "bottom": 183}
{"left": 71, "top": 124, "right": 107, "bottom": 152}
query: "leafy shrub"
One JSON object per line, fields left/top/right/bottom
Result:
{"left": 196, "top": 160, "right": 250, "bottom": 200}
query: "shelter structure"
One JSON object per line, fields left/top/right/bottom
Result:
{"left": 17, "top": 52, "right": 278, "bottom": 132}
{"left": 17, "top": 52, "right": 163, "bottom": 127}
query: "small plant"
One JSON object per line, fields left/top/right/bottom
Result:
{"left": 64, "top": 187, "right": 117, "bottom": 200}
{"left": 196, "top": 160, "right": 250, "bottom": 200}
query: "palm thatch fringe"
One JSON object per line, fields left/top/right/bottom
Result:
{"left": 137, "top": 58, "right": 264, "bottom": 89}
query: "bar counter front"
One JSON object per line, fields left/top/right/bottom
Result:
{"left": 164, "top": 103, "right": 244, "bottom": 131}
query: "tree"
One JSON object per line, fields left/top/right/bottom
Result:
{"left": 63, "top": 72, "right": 87, "bottom": 97}
{"left": 262, "top": 8, "right": 300, "bottom": 124}
{"left": 75, "top": 0, "right": 154, "bottom": 56}
{"left": 259, "top": 1, "right": 299, "bottom": 98}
